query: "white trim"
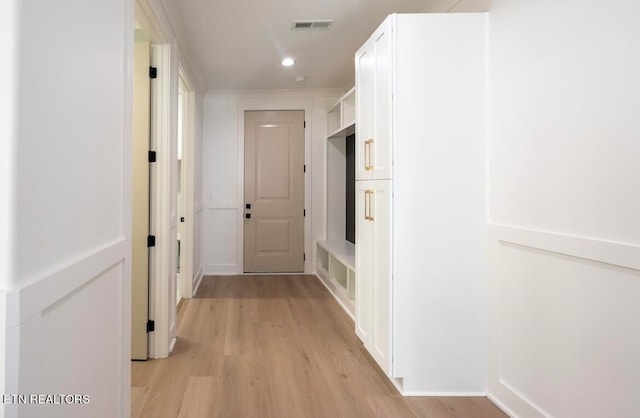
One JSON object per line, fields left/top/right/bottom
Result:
{"left": 175, "top": 38, "right": 205, "bottom": 100}
{"left": 400, "top": 391, "right": 488, "bottom": 397}
{"left": 488, "top": 223, "right": 640, "bottom": 271}
{"left": 178, "top": 65, "right": 196, "bottom": 299}
{"left": 487, "top": 393, "right": 519, "bottom": 418}
{"left": 134, "top": 0, "right": 170, "bottom": 44}
{"left": 2, "top": 240, "right": 127, "bottom": 327}
{"left": 149, "top": 43, "right": 174, "bottom": 359}
{"left": 192, "top": 266, "right": 204, "bottom": 296}
{"left": 207, "top": 88, "right": 343, "bottom": 98}
{"left": 0, "top": 0, "right": 18, "bottom": 291}
{"left": 498, "top": 379, "right": 551, "bottom": 418}
{"left": 487, "top": 223, "right": 640, "bottom": 418}
{"left": 236, "top": 98, "right": 314, "bottom": 274}
{"left": 206, "top": 201, "right": 238, "bottom": 209}
{"left": 1, "top": 258, "right": 128, "bottom": 418}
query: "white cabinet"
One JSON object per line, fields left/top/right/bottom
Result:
{"left": 355, "top": 13, "right": 488, "bottom": 394}
{"left": 355, "top": 21, "right": 392, "bottom": 181}
{"left": 355, "top": 180, "right": 392, "bottom": 375}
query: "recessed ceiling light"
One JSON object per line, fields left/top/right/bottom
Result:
{"left": 281, "top": 58, "right": 295, "bottom": 67}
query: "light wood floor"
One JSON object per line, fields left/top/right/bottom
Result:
{"left": 132, "top": 275, "right": 508, "bottom": 418}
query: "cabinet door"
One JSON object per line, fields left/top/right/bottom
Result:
{"left": 355, "top": 180, "right": 393, "bottom": 375}
{"left": 355, "top": 182, "right": 373, "bottom": 343}
{"left": 355, "top": 18, "right": 393, "bottom": 181}
{"left": 355, "top": 39, "right": 374, "bottom": 181}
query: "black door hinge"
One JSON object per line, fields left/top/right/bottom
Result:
{"left": 304, "top": 164, "right": 306, "bottom": 173}
{"left": 304, "top": 121, "right": 306, "bottom": 128}
{"left": 148, "top": 151, "right": 157, "bottom": 162}
{"left": 147, "top": 235, "right": 156, "bottom": 247}
{"left": 149, "top": 67, "right": 157, "bottom": 79}
{"left": 303, "top": 209, "right": 306, "bottom": 217}
{"left": 304, "top": 253, "right": 306, "bottom": 261}
{"left": 180, "top": 217, "right": 185, "bottom": 223}
{"left": 146, "top": 320, "right": 155, "bottom": 333}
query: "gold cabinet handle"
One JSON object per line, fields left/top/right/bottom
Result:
{"left": 365, "top": 190, "right": 374, "bottom": 221}
{"left": 365, "top": 139, "right": 374, "bottom": 171}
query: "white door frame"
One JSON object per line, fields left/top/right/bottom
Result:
{"left": 149, "top": 42, "right": 176, "bottom": 358}
{"left": 135, "top": 0, "right": 177, "bottom": 359}
{"left": 178, "top": 65, "right": 195, "bottom": 298}
{"left": 236, "top": 98, "right": 313, "bottom": 274}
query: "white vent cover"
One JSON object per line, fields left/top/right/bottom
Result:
{"left": 291, "top": 20, "right": 334, "bottom": 30}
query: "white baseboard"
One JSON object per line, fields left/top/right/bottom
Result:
{"left": 192, "top": 266, "right": 203, "bottom": 296}
{"left": 487, "top": 393, "right": 518, "bottom": 418}
{"left": 401, "top": 391, "right": 487, "bottom": 397}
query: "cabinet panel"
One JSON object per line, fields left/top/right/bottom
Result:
{"left": 355, "top": 44, "right": 374, "bottom": 180}
{"left": 355, "top": 183, "right": 373, "bottom": 342}
{"left": 372, "top": 26, "right": 392, "bottom": 180}
{"left": 355, "top": 180, "right": 392, "bottom": 374}
{"left": 370, "top": 180, "right": 392, "bottom": 374}
{"left": 356, "top": 19, "right": 392, "bottom": 181}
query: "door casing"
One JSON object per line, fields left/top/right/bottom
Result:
{"left": 236, "top": 97, "right": 314, "bottom": 275}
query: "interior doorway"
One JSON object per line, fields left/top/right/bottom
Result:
{"left": 131, "top": 25, "right": 151, "bottom": 361}
{"left": 176, "top": 86, "right": 184, "bottom": 305}
{"left": 243, "top": 110, "right": 305, "bottom": 273}
{"left": 176, "top": 71, "right": 195, "bottom": 303}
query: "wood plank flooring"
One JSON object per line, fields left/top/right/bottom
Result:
{"left": 132, "top": 275, "right": 508, "bottom": 418}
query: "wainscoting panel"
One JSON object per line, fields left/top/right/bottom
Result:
{"left": 193, "top": 207, "right": 203, "bottom": 278}
{"left": 38, "top": 263, "right": 124, "bottom": 418}
{"left": 204, "top": 203, "right": 239, "bottom": 274}
{"left": 1, "top": 240, "right": 127, "bottom": 418}
{"left": 488, "top": 224, "right": 640, "bottom": 418}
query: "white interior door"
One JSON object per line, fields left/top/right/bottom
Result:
{"left": 244, "top": 110, "right": 305, "bottom": 273}
{"left": 132, "top": 40, "right": 150, "bottom": 360}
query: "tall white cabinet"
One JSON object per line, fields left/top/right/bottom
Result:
{"left": 355, "top": 13, "right": 487, "bottom": 394}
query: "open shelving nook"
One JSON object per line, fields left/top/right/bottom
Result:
{"left": 316, "top": 87, "right": 356, "bottom": 318}
{"left": 327, "top": 87, "right": 355, "bottom": 137}
{"left": 316, "top": 240, "right": 355, "bottom": 316}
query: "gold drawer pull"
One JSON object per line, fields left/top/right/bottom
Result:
{"left": 365, "top": 139, "right": 374, "bottom": 170}
{"left": 365, "top": 190, "right": 374, "bottom": 221}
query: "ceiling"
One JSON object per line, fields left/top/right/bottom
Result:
{"left": 163, "top": 0, "right": 444, "bottom": 90}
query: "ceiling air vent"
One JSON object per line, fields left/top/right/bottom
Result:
{"left": 291, "top": 20, "right": 334, "bottom": 30}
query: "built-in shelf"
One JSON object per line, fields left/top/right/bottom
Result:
{"left": 316, "top": 240, "right": 355, "bottom": 317}
{"left": 317, "top": 87, "right": 357, "bottom": 319}
{"left": 327, "top": 87, "right": 356, "bottom": 138}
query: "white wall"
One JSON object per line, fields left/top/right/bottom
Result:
{"left": 202, "top": 89, "right": 342, "bottom": 275}
{"left": 486, "top": 0, "right": 640, "bottom": 417}
{"left": 1, "top": 0, "right": 133, "bottom": 416}
{"left": 192, "top": 89, "right": 205, "bottom": 289}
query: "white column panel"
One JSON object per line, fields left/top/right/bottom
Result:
{"left": 2, "top": 0, "right": 133, "bottom": 415}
